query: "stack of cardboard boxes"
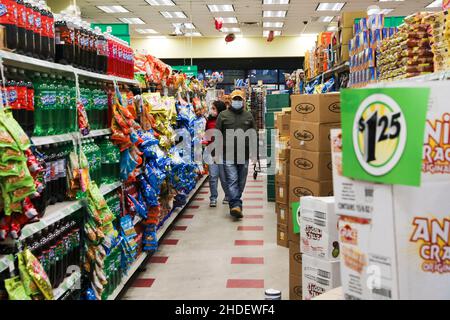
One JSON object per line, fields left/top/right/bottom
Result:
{"left": 287, "top": 92, "right": 341, "bottom": 300}
{"left": 337, "top": 11, "right": 367, "bottom": 64}
{"left": 275, "top": 108, "right": 291, "bottom": 248}
{"left": 300, "top": 197, "right": 341, "bottom": 300}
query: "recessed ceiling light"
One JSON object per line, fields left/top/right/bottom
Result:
{"left": 173, "top": 22, "right": 195, "bottom": 29}
{"left": 136, "top": 28, "right": 158, "bottom": 34}
{"left": 263, "top": 10, "right": 287, "bottom": 17}
{"left": 160, "top": 11, "right": 187, "bottom": 18}
{"left": 379, "top": 8, "right": 394, "bottom": 14}
{"left": 426, "top": 0, "right": 442, "bottom": 8}
{"left": 221, "top": 27, "right": 241, "bottom": 32}
{"left": 145, "top": 0, "right": 176, "bottom": 5}
{"left": 185, "top": 32, "right": 202, "bottom": 37}
{"left": 119, "top": 17, "right": 145, "bottom": 24}
{"left": 217, "top": 17, "right": 238, "bottom": 23}
{"left": 263, "top": 30, "right": 281, "bottom": 36}
{"left": 207, "top": 4, "right": 234, "bottom": 12}
{"left": 263, "top": 0, "right": 290, "bottom": 4}
{"left": 263, "top": 22, "right": 284, "bottom": 28}
{"left": 316, "top": 2, "right": 346, "bottom": 11}
{"left": 97, "top": 5, "right": 129, "bottom": 13}
{"left": 318, "top": 16, "right": 334, "bottom": 22}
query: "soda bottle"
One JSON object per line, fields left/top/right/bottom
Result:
{"left": 54, "top": 74, "right": 64, "bottom": 134}
{"left": 54, "top": 14, "right": 72, "bottom": 65}
{"left": 47, "top": 73, "right": 57, "bottom": 135}
{"left": 73, "top": 17, "right": 82, "bottom": 68}
{"left": 60, "top": 76, "right": 70, "bottom": 133}
{"left": 31, "top": 0, "right": 42, "bottom": 59}
{"left": 20, "top": 69, "right": 35, "bottom": 136}
{"left": 57, "top": 141, "right": 68, "bottom": 201}
{"left": 39, "top": 73, "right": 50, "bottom": 135}
{"left": 32, "top": 72, "right": 43, "bottom": 136}
{"left": 38, "top": 0, "right": 48, "bottom": 59}
{"left": 0, "top": 0, "right": 18, "bottom": 51}
{"left": 10, "top": 68, "right": 28, "bottom": 135}
{"left": 46, "top": 0, "right": 55, "bottom": 61}
{"left": 24, "top": 0, "right": 34, "bottom": 57}
{"left": 16, "top": 0, "right": 26, "bottom": 54}
{"left": 48, "top": 144, "right": 57, "bottom": 205}
{"left": 67, "top": 76, "right": 76, "bottom": 132}
{"left": 94, "top": 27, "right": 106, "bottom": 74}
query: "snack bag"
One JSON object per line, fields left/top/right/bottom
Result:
{"left": 0, "top": 111, "right": 31, "bottom": 151}
{"left": 18, "top": 252, "right": 41, "bottom": 298}
{"left": 77, "top": 101, "right": 91, "bottom": 136}
{"left": 5, "top": 276, "right": 31, "bottom": 300}
{"left": 23, "top": 249, "right": 53, "bottom": 300}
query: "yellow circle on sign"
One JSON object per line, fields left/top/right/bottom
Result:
{"left": 357, "top": 102, "right": 400, "bottom": 167}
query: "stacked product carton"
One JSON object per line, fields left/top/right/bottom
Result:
{"left": 337, "top": 11, "right": 367, "bottom": 64}
{"left": 300, "top": 197, "right": 341, "bottom": 300}
{"left": 332, "top": 81, "right": 450, "bottom": 299}
{"left": 275, "top": 108, "right": 291, "bottom": 248}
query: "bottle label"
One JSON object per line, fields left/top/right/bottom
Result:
{"left": 0, "top": 1, "right": 14, "bottom": 25}
{"left": 34, "top": 14, "right": 41, "bottom": 33}
{"left": 17, "top": 4, "right": 25, "bottom": 28}
{"left": 17, "top": 86, "right": 27, "bottom": 109}
{"left": 44, "top": 162, "right": 51, "bottom": 183}
{"left": 58, "top": 158, "right": 66, "bottom": 178}
{"left": 27, "top": 89, "right": 34, "bottom": 111}
{"left": 7, "top": 88, "right": 19, "bottom": 109}
{"left": 27, "top": 8, "right": 34, "bottom": 29}
{"left": 50, "top": 159, "right": 58, "bottom": 181}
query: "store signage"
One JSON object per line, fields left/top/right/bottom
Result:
{"left": 173, "top": 65, "right": 198, "bottom": 77}
{"left": 341, "top": 88, "right": 429, "bottom": 186}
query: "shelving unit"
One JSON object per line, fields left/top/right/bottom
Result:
{"left": 0, "top": 50, "right": 138, "bottom": 85}
{"left": 107, "top": 175, "right": 207, "bottom": 300}
{"left": 307, "top": 62, "right": 350, "bottom": 84}
{"left": 0, "top": 254, "right": 14, "bottom": 273}
{"left": 31, "top": 129, "right": 113, "bottom": 146}
{"left": 53, "top": 271, "right": 82, "bottom": 300}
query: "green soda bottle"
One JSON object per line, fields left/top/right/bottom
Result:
{"left": 41, "top": 73, "right": 51, "bottom": 136}
{"left": 61, "top": 77, "right": 71, "bottom": 133}
{"left": 33, "top": 72, "right": 44, "bottom": 136}
{"left": 48, "top": 74, "right": 58, "bottom": 135}
{"left": 68, "top": 78, "right": 76, "bottom": 133}
{"left": 55, "top": 75, "right": 64, "bottom": 134}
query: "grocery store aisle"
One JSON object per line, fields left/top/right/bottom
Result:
{"left": 122, "top": 172, "right": 289, "bottom": 300}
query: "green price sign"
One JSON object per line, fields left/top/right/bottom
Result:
{"left": 341, "top": 87, "right": 430, "bottom": 186}
{"left": 173, "top": 65, "right": 198, "bottom": 77}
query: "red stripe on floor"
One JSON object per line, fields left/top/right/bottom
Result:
{"left": 132, "top": 278, "right": 155, "bottom": 288}
{"left": 198, "top": 191, "right": 209, "bottom": 194}
{"left": 235, "top": 240, "right": 264, "bottom": 246}
{"left": 188, "top": 205, "right": 200, "bottom": 209}
{"left": 150, "top": 256, "right": 168, "bottom": 264}
{"left": 161, "top": 239, "right": 179, "bottom": 245}
{"left": 231, "top": 257, "right": 264, "bottom": 264}
{"left": 248, "top": 180, "right": 263, "bottom": 183}
{"left": 173, "top": 225, "right": 188, "bottom": 231}
{"left": 194, "top": 198, "right": 206, "bottom": 201}
{"left": 246, "top": 186, "right": 263, "bottom": 188}
{"left": 243, "top": 197, "right": 264, "bottom": 201}
{"left": 244, "top": 191, "right": 263, "bottom": 194}
{"left": 238, "top": 226, "right": 264, "bottom": 231}
{"left": 226, "top": 279, "right": 264, "bottom": 289}
{"left": 244, "top": 205, "right": 264, "bottom": 209}
{"left": 180, "top": 214, "right": 194, "bottom": 219}
{"left": 244, "top": 215, "right": 264, "bottom": 219}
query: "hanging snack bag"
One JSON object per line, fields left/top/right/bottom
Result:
{"left": 23, "top": 249, "right": 53, "bottom": 300}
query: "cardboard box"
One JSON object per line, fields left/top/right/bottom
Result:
{"left": 300, "top": 197, "right": 339, "bottom": 261}
{"left": 339, "top": 11, "right": 367, "bottom": 28}
{"left": 276, "top": 202, "right": 288, "bottom": 225}
{"left": 339, "top": 27, "right": 354, "bottom": 45}
{"left": 275, "top": 180, "right": 288, "bottom": 204}
{"left": 277, "top": 223, "right": 289, "bottom": 248}
{"left": 276, "top": 137, "right": 290, "bottom": 160}
{"left": 290, "top": 93, "right": 341, "bottom": 123}
{"left": 290, "top": 149, "right": 332, "bottom": 181}
{"left": 340, "top": 44, "right": 350, "bottom": 63}
{"left": 289, "top": 240, "right": 303, "bottom": 277}
{"left": 302, "top": 254, "right": 341, "bottom": 300}
{"left": 289, "top": 274, "right": 303, "bottom": 300}
{"left": 290, "top": 121, "right": 340, "bottom": 152}
{"left": 275, "top": 158, "right": 289, "bottom": 183}
{"left": 289, "top": 176, "right": 334, "bottom": 202}
{"left": 276, "top": 111, "right": 291, "bottom": 137}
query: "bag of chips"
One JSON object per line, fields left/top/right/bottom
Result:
{"left": 23, "top": 249, "right": 53, "bottom": 300}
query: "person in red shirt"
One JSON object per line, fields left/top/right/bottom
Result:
{"left": 205, "top": 100, "right": 229, "bottom": 207}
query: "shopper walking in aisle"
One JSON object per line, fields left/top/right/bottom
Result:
{"left": 205, "top": 100, "right": 229, "bottom": 207}
{"left": 216, "top": 90, "right": 257, "bottom": 219}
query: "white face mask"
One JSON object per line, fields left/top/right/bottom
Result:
{"left": 231, "top": 100, "right": 243, "bottom": 110}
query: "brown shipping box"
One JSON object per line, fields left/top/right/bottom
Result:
{"left": 290, "top": 121, "right": 340, "bottom": 152}
{"left": 290, "top": 149, "right": 332, "bottom": 181}
{"left": 339, "top": 27, "right": 354, "bottom": 45}
{"left": 289, "top": 274, "right": 303, "bottom": 300}
{"left": 276, "top": 158, "right": 289, "bottom": 183}
{"left": 277, "top": 223, "right": 289, "bottom": 248}
{"left": 290, "top": 93, "right": 340, "bottom": 123}
{"left": 275, "top": 180, "right": 288, "bottom": 204}
{"left": 289, "top": 240, "right": 303, "bottom": 277}
{"left": 339, "top": 11, "right": 367, "bottom": 28}
{"left": 289, "top": 175, "right": 334, "bottom": 201}
{"left": 276, "top": 202, "right": 288, "bottom": 225}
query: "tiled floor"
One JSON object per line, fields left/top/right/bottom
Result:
{"left": 122, "top": 172, "right": 289, "bottom": 300}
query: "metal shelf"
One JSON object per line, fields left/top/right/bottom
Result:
{"left": 0, "top": 50, "right": 138, "bottom": 85}
{"left": 307, "top": 62, "right": 350, "bottom": 84}
{"left": 0, "top": 254, "right": 14, "bottom": 273}
{"left": 53, "top": 271, "right": 82, "bottom": 300}
{"left": 31, "top": 129, "right": 112, "bottom": 146}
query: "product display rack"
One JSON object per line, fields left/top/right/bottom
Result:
{"left": 53, "top": 270, "right": 82, "bottom": 300}
{"left": 31, "top": 129, "right": 113, "bottom": 146}
{"left": 107, "top": 175, "right": 207, "bottom": 300}
{"left": 0, "top": 50, "right": 138, "bottom": 85}
{"left": 307, "top": 62, "right": 350, "bottom": 84}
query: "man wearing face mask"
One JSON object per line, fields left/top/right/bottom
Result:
{"left": 216, "top": 90, "right": 257, "bottom": 219}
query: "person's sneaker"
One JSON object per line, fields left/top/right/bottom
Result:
{"left": 210, "top": 200, "right": 217, "bottom": 207}
{"left": 223, "top": 198, "right": 229, "bottom": 205}
{"left": 230, "top": 207, "right": 243, "bottom": 219}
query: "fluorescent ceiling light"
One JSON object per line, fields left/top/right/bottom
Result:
{"left": 316, "top": 2, "right": 346, "bottom": 11}
{"left": 263, "top": 30, "right": 281, "bottom": 36}
{"left": 263, "top": 22, "right": 284, "bottom": 28}
{"left": 318, "top": 16, "right": 334, "bottom": 22}
{"left": 173, "top": 22, "right": 195, "bottom": 29}
{"left": 263, "top": 10, "right": 287, "bottom": 17}
{"left": 97, "top": 5, "right": 129, "bottom": 13}
{"left": 379, "top": 8, "right": 394, "bottom": 14}
{"left": 119, "top": 17, "right": 145, "bottom": 24}
{"left": 136, "top": 28, "right": 158, "bottom": 34}
{"left": 217, "top": 17, "right": 238, "bottom": 23}
{"left": 426, "top": 0, "right": 442, "bottom": 8}
{"left": 221, "top": 27, "right": 241, "bottom": 32}
{"left": 160, "top": 11, "right": 187, "bottom": 18}
{"left": 185, "top": 32, "right": 202, "bottom": 37}
{"left": 145, "top": 0, "right": 176, "bottom": 5}
{"left": 263, "top": 0, "right": 289, "bottom": 4}
{"left": 207, "top": 4, "right": 234, "bottom": 12}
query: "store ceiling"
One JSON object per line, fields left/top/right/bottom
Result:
{"left": 76, "top": 0, "right": 442, "bottom": 38}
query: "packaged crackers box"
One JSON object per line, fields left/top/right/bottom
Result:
{"left": 333, "top": 81, "right": 450, "bottom": 299}
{"left": 302, "top": 254, "right": 341, "bottom": 300}
{"left": 300, "top": 197, "right": 340, "bottom": 261}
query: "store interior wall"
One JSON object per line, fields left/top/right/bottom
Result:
{"left": 131, "top": 35, "right": 317, "bottom": 59}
